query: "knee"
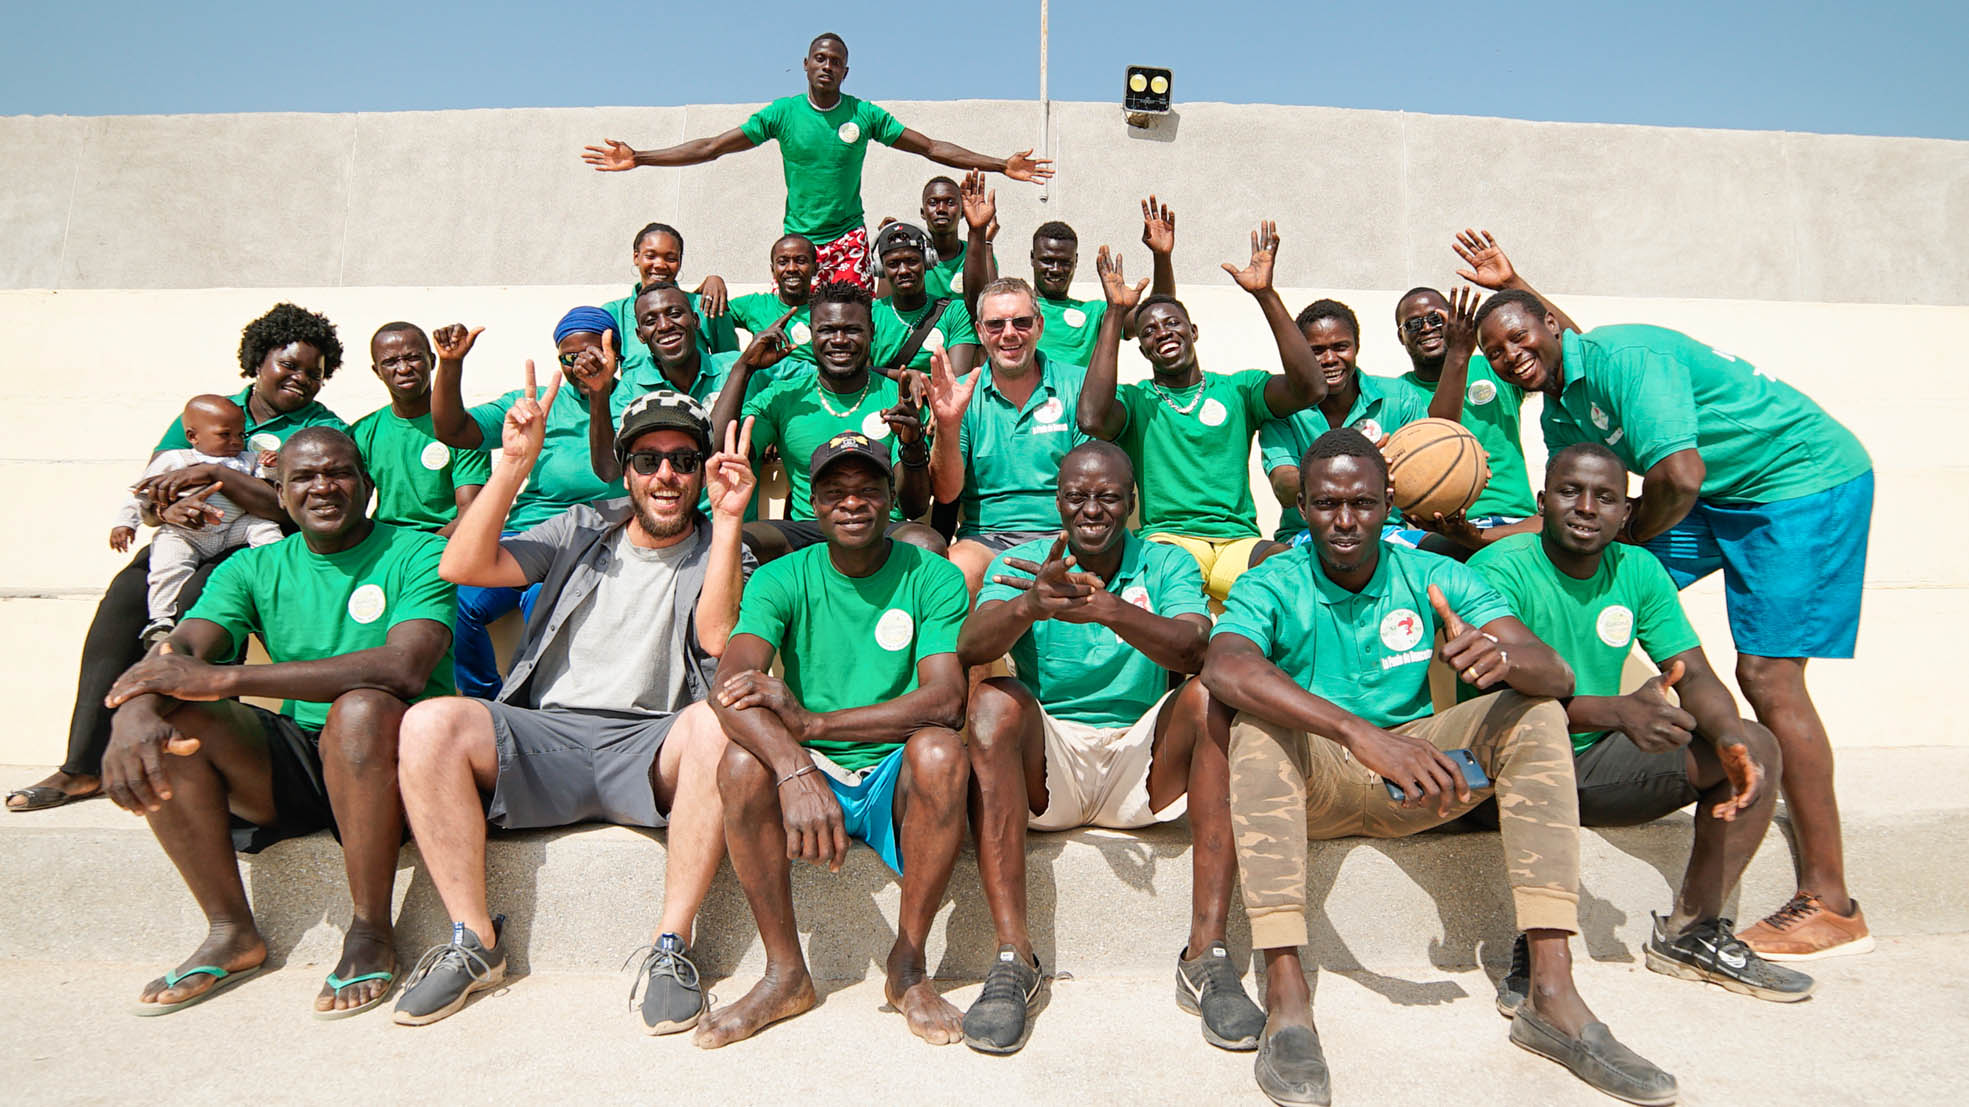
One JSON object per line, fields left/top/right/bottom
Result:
{"left": 670, "top": 702, "right": 729, "bottom": 764}
{"left": 741, "top": 522, "right": 789, "bottom": 564}
{"left": 398, "top": 698, "right": 480, "bottom": 773}
{"left": 966, "top": 678, "right": 1029, "bottom": 753}
{"left": 1737, "top": 719, "right": 1782, "bottom": 776}
{"left": 905, "top": 727, "right": 969, "bottom": 796}
{"left": 323, "top": 689, "right": 407, "bottom": 771}
{"left": 1734, "top": 655, "right": 1800, "bottom": 703}
{"left": 717, "top": 741, "right": 774, "bottom": 809}
{"left": 892, "top": 523, "right": 948, "bottom": 557}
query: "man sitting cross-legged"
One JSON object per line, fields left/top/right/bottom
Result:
{"left": 1468, "top": 443, "right": 1812, "bottom": 1008}
{"left": 392, "top": 380, "right": 752, "bottom": 1031}
{"left": 958, "top": 441, "right": 1264, "bottom": 1054}
{"left": 103, "top": 427, "right": 456, "bottom": 1019}
{"left": 1203, "top": 428, "right": 1676, "bottom": 1107}
{"left": 698, "top": 431, "right": 974, "bottom": 1048}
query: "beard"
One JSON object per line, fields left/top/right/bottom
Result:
{"left": 632, "top": 484, "right": 697, "bottom": 541}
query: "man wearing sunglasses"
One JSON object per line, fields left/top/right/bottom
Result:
{"left": 393, "top": 385, "right": 755, "bottom": 1033}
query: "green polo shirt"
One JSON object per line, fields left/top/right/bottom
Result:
{"left": 1395, "top": 354, "right": 1536, "bottom": 518}
{"left": 741, "top": 94, "right": 907, "bottom": 244}
{"left": 871, "top": 295, "right": 979, "bottom": 373}
{"left": 185, "top": 523, "right": 457, "bottom": 732}
{"left": 1114, "top": 370, "right": 1276, "bottom": 541}
{"left": 1036, "top": 295, "right": 1106, "bottom": 368}
{"left": 154, "top": 385, "right": 348, "bottom": 453}
{"left": 1257, "top": 372, "right": 1430, "bottom": 540}
{"left": 728, "top": 293, "right": 815, "bottom": 367}
{"left": 978, "top": 532, "right": 1209, "bottom": 727}
{"left": 731, "top": 540, "right": 968, "bottom": 771}
{"left": 924, "top": 242, "right": 996, "bottom": 301}
{"left": 741, "top": 366, "right": 921, "bottom": 521}
{"left": 1543, "top": 326, "right": 1871, "bottom": 506}
{"left": 1214, "top": 543, "right": 1512, "bottom": 729}
{"left": 349, "top": 406, "right": 492, "bottom": 533}
{"left": 603, "top": 286, "right": 741, "bottom": 369}
{"left": 1470, "top": 532, "right": 1701, "bottom": 753}
{"left": 623, "top": 350, "right": 757, "bottom": 521}
{"left": 953, "top": 353, "right": 1087, "bottom": 536}
{"left": 468, "top": 381, "right": 632, "bottom": 531}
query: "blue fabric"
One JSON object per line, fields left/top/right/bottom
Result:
{"left": 1378, "top": 515, "right": 1526, "bottom": 551}
{"left": 822, "top": 745, "right": 907, "bottom": 874}
{"left": 554, "top": 306, "right": 618, "bottom": 347}
{"left": 1642, "top": 471, "right": 1872, "bottom": 659}
{"left": 453, "top": 562, "right": 541, "bottom": 698}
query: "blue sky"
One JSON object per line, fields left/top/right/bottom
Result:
{"left": 4, "top": 1, "right": 1964, "bottom": 139}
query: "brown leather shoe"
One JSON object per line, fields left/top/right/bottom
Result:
{"left": 1739, "top": 892, "right": 1874, "bottom": 962}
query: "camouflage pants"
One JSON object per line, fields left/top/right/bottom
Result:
{"left": 1230, "top": 691, "right": 1581, "bottom": 950}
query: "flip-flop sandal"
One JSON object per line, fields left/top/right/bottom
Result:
{"left": 130, "top": 962, "right": 263, "bottom": 1017}
{"left": 313, "top": 969, "right": 397, "bottom": 1021}
{"left": 6, "top": 786, "right": 97, "bottom": 812}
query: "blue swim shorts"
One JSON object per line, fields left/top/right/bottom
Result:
{"left": 815, "top": 745, "right": 907, "bottom": 874}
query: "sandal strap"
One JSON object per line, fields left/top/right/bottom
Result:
{"left": 163, "top": 964, "right": 228, "bottom": 987}
{"left": 325, "top": 970, "right": 395, "bottom": 992}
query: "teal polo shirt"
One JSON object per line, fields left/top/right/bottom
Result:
{"left": 1396, "top": 354, "right": 1537, "bottom": 518}
{"left": 603, "top": 286, "right": 741, "bottom": 373}
{"left": 1214, "top": 543, "right": 1512, "bottom": 729}
{"left": 954, "top": 353, "right": 1089, "bottom": 536}
{"left": 1036, "top": 295, "right": 1106, "bottom": 369}
{"left": 1543, "top": 325, "right": 1871, "bottom": 506}
{"left": 978, "top": 531, "right": 1210, "bottom": 727}
{"left": 154, "top": 385, "right": 348, "bottom": 453}
{"left": 1256, "top": 372, "right": 1430, "bottom": 539}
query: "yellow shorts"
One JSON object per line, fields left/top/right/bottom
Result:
{"left": 1145, "top": 533, "right": 1266, "bottom": 602}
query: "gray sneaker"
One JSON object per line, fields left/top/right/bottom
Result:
{"left": 1510, "top": 1007, "right": 1678, "bottom": 1106}
{"left": 393, "top": 918, "right": 506, "bottom": 1027}
{"left": 1176, "top": 942, "right": 1265, "bottom": 1051}
{"left": 962, "top": 945, "right": 1043, "bottom": 1054}
{"left": 1645, "top": 913, "right": 1815, "bottom": 1002}
{"left": 630, "top": 933, "right": 705, "bottom": 1034}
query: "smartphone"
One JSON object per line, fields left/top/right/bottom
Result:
{"left": 1383, "top": 748, "right": 1492, "bottom": 803}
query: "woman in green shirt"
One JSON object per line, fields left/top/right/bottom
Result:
{"left": 601, "top": 221, "right": 739, "bottom": 363}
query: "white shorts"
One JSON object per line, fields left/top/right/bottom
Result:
{"left": 1029, "top": 689, "right": 1188, "bottom": 832}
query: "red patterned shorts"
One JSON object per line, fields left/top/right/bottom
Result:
{"left": 815, "top": 226, "right": 873, "bottom": 290}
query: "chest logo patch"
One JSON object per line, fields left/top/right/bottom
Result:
{"left": 347, "top": 584, "right": 387, "bottom": 625}
{"left": 1589, "top": 403, "right": 1611, "bottom": 431}
{"left": 1034, "top": 397, "right": 1065, "bottom": 425}
{"left": 1355, "top": 418, "right": 1384, "bottom": 442}
{"left": 1381, "top": 608, "right": 1426, "bottom": 652}
{"left": 875, "top": 608, "right": 914, "bottom": 651}
{"left": 1198, "top": 398, "right": 1228, "bottom": 427}
{"left": 1121, "top": 584, "right": 1152, "bottom": 612}
{"left": 925, "top": 327, "right": 946, "bottom": 352}
{"left": 1597, "top": 604, "right": 1635, "bottom": 648}
{"left": 1061, "top": 307, "right": 1087, "bottom": 328}
{"left": 249, "top": 432, "right": 281, "bottom": 453}
{"left": 791, "top": 321, "right": 812, "bottom": 345}
{"left": 420, "top": 441, "right": 451, "bottom": 470}
{"left": 860, "top": 410, "right": 892, "bottom": 439}
{"left": 949, "top": 273, "right": 965, "bottom": 295}
{"left": 837, "top": 121, "right": 860, "bottom": 144}
{"left": 1467, "top": 379, "right": 1497, "bottom": 406}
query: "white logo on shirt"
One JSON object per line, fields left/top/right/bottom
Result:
{"left": 837, "top": 121, "right": 861, "bottom": 144}
{"left": 1199, "top": 398, "right": 1228, "bottom": 427}
{"left": 249, "top": 432, "right": 281, "bottom": 452}
{"left": 1356, "top": 418, "right": 1384, "bottom": 441}
{"left": 925, "top": 327, "right": 946, "bottom": 352}
{"left": 1034, "top": 397, "right": 1065, "bottom": 425}
{"left": 861, "top": 410, "right": 892, "bottom": 439}
{"left": 1467, "top": 379, "right": 1497, "bottom": 406}
{"left": 1121, "top": 584, "right": 1152, "bottom": 612}
{"left": 1061, "top": 307, "right": 1087, "bottom": 328}
{"left": 347, "top": 584, "right": 387, "bottom": 625}
{"left": 1597, "top": 605, "right": 1635, "bottom": 648}
{"left": 875, "top": 608, "right": 914, "bottom": 651}
{"left": 1589, "top": 403, "right": 1611, "bottom": 431}
{"left": 949, "top": 272, "right": 965, "bottom": 295}
{"left": 1381, "top": 608, "right": 1425, "bottom": 652}
{"left": 420, "top": 441, "right": 451, "bottom": 470}
{"left": 791, "top": 321, "right": 812, "bottom": 344}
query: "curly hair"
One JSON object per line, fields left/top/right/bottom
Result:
{"left": 1295, "top": 298, "right": 1360, "bottom": 341}
{"left": 238, "top": 302, "right": 343, "bottom": 380}
{"left": 810, "top": 277, "right": 873, "bottom": 318}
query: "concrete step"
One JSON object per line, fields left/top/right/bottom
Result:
{"left": 4, "top": 935, "right": 1959, "bottom": 1105}
{"left": 6, "top": 748, "right": 1961, "bottom": 982}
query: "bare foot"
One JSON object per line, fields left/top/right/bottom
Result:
{"left": 6, "top": 770, "right": 100, "bottom": 810}
{"left": 315, "top": 920, "right": 397, "bottom": 1013}
{"left": 693, "top": 969, "right": 817, "bottom": 1049}
{"left": 887, "top": 973, "right": 964, "bottom": 1045}
{"left": 1526, "top": 983, "right": 1598, "bottom": 1037}
{"left": 137, "top": 925, "right": 266, "bottom": 1007}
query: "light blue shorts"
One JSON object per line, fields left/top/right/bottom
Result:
{"left": 1643, "top": 472, "right": 1872, "bottom": 659}
{"left": 817, "top": 745, "right": 907, "bottom": 874}
{"left": 1286, "top": 516, "right": 1526, "bottom": 550}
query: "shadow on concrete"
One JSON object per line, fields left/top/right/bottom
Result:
{"left": 1122, "top": 110, "right": 1182, "bottom": 144}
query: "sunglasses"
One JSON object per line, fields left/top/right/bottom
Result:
{"left": 980, "top": 315, "right": 1037, "bottom": 336}
{"left": 1400, "top": 311, "right": 1447, "bottom": 338}
{"left": 557, "top": 352, "right": 583, "bottom": 368}
{"left": 625, "top": 449, "right": 704, "bottom": 476}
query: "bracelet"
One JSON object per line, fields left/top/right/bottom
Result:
{"left": 898, "top": 445, "right": 930, "bottom": 469}
{"left": 775, "top": 764, "right": 820, "bottom": 788}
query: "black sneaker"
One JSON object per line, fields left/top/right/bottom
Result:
{"left": 630, "top": 933, "right": 705, "bottom": 1034}
{"left": 393, "top": 918, "right": 506, "bottom": 1027}
{"left": 1510, "top": 1007, "right": 1678, "bottom": 1106}
{"left": 1644, "top": 913, "right": 1815, "bottom": 1002}
{"left": 1495, "top": 933, "right": 1529, "bottom": 1017}
{"left": 1176, "top": 942, "right": 1265, "bottom": 1051}
{"left": 961, "top": 945, "right": 1042, "bottom": 1054}
{"left": 1254, "top": 1023, "right": 1331, "bottom": 1106}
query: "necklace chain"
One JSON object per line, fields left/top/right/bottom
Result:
{"left": 1150, "top": 379, "right": 1206, "bottom": 416}
{"left": 816, "top": 378, "right": 872, "bottom": 418}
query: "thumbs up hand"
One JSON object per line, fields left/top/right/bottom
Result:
{"left": 1431, "top": 584, "right": 1510, "bottom": 689}
{"left": 1619, "top": 659, "right": 1698, "bottom": 753}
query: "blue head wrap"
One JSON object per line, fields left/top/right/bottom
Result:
{"left": 553, "top": 305, "right": 618, "bottom": 347}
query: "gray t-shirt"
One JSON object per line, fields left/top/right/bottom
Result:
{"left": 529, "top": 528, "right": 691, "bottom": 715}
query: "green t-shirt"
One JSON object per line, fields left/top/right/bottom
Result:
{"left": 871, "top": 296, "right": 979, "bottom": 373}
{"left": 622, "top": 350, "right": 757, "bottom": 520}
{"left": 468, "top": 380, "right": 631, "bottom": 531}
{"left": 955, "top": 353, "right": 1087, "bottom": 535}
{"left": 1469, "top": 532, "right": 1700, "bottom": 753}
{"left": 1544, "top": 326, "right": 1871, "bottom": 506}
{"left": 1115, "top": 370, "right": 1276, "bottom": 540}
{"left": 978, "top": 532, "right": 1209, "bottom": 727}
{"left": 185, "top": 523, "right": 457, "bottom": 731}
{"left": 1256, "top": 372, "right": 1430, "bottom": 540}
{"left": 924, "top": 242, "right": 995, "bottom": 301}
{"left": 740, "top": 94, "right": 907, "bottom": 243}
{"left": 603, "top": 286, "right": 741, "bottom": 371}
{"left": 1214, "top": 543, "right": 1512, "bottom": 729}
{"left": 731, "top": 540, "right": 968, "bottom": 770}
{"left": 349, "top": 406, "right": 492, "bottom": 533}
{"left": 1395, "top": 354, "right": 1536, "bottom": 518}
{"left": 728, "top": 293, "right": 815, "bottom": 367}
{"left": 1035, "top": 295, "right": 1105, "bottom": 369}
{"left": 742, "top": 366, "right": 921, "bottom": 522}
{"left": 154, "top": 385, "right": 348, "bottom": 453}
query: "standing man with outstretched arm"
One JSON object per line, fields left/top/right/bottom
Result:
{"left": 584, "top": 33, "right": 1052, "bottom": 290}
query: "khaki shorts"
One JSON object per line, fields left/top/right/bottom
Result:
{"left": 1030, "top": 689, "right": 1187, "bottom": 832}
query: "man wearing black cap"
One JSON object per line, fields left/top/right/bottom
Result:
{"left": 699, "top": 431, "right": 977, "bottom": 1049}
{"left": 392, "top": 385, "right": 756, "bottom": 1033}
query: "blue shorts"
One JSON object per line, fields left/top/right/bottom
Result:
{"left": 817, "top": 745, "right": 907, "bottom": 874}
{"left": 1286, "top": 516, "right": 1525, "bottom": 550}
{"left": 1643, "top": 472, "right": 1872, "bottom": 659}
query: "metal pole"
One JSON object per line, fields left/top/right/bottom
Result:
{"left": 1039, "top": 0, "right": 1051, "bottom": 203}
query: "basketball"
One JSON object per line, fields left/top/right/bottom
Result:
{"left": 1381, "top": 418, "right": 1491, "bottom": 520}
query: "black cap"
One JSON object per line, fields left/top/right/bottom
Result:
{"left": 873, "top": 221, "right": 937, "bottom": 263}
{"left": 615, "top": 390, "right": 710, "bottom": 463}
{"left": 808, "top": 430, "right": 893, "bottom": 482}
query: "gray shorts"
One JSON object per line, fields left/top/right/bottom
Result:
{"left": 1460, "top": 729, "right": 1700, "bottom": 831}
{"left": 481, "top": 701, "right": 679, "bottom": 829}
{"left": 954, "top": 529, "right": 1059, "bottom": 554}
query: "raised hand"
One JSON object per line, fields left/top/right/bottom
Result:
{"left": 1619, "top": 659, "right": 1698, "bottom": 754}
{"left": 706, "top": 417, "right": 757, "bottom": 520}
{"left": 1430, "top": 583, "right": 1510, "bottom": 688}
{"left": 740, "top": 305, "right": 802, "bottom": 373}
{"left": 582, "top": 138, "right": 637, "bottom": 172}
{"left": 991, "top": 535, "right": 1094, "bottom": 620}
{"left": 1221, "top": 220, "right": 1279, "bottom": 293}
{"left": 569, "top": 331, "right": 618, "bottom": 399}
{"left": 1004, "top": 148, "right": 1054, "bottom": 182}
{"left": 927, "top": 346, "right": 979, "bottom": 431}
{"left": 1141, "top": 195, "right": 1177, "bottom": 255}
{"left": 697, "top": 275, "right": 729, "bottom": 317}
{"left": 960, "top": 170, "right": 996, "bottom": 233}
{"left": 432, "top": 323, "right": 484, "bottom": 362}
{"left": 501, "top": 360, "right": 560, "bottom": 468}
{"left": 1451, "top": 228, "right": 1518, "bottom": 291}
{"left": 1096, "top": 246, "right": 1150, "bottom": 313}
{"left": 1444, "top": 285, "right": 1479, "bottom": 363}
{"left": 881, "top": 399, "right": 925, "bottom": 446}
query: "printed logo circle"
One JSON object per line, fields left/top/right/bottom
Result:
{"left": 1061, "top": 307, "right": 1087, "bottom": 328}
{"left": 1467, "top": 379, "right": 1497, "bottom": 406}
{"left": 249, "top": 432, "right": 281, "bottom": 452}
{"left": 925, "top": 327, "right": 946, "bottom": 352}
{"left": 1589, "top": 403, "right": 1611, "bottom": 431}
{"left": 1380, "top": 608, "right": 1425, "bottom": 652}
{"left": 347, "top": 584, "right": 387, "bottom": 625}
{"left": 420, "top": 441, "right": 451, "bottom": 470}
{"left": 949, "top": 272, "right": 965, "bottom": 295}
{"left": 837, "top": 121, "right": 861, "bottom": 144}
{"left": 1121, "top": 584, "right": 1152, "bottom": 612}
{"left": 1596, "top": 605, "right": 1635, "bottom": 648}
{"left": 791, "top": 321, "right": 812, "bottom": 345}
{"left": 1356, "top": 418, "right": 1384, "bottom": 442}
{"left": 874, "top": 608, "right": 914, "bottom": 651}
{"left": 1199, "top": 398, "right": 1228, "bottom": 427}
{"left": 1034, "top": 397, "right": 1065, "bottom": 425}
{"left": 861, "top": 410, "right": 891, "bottom": 439}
